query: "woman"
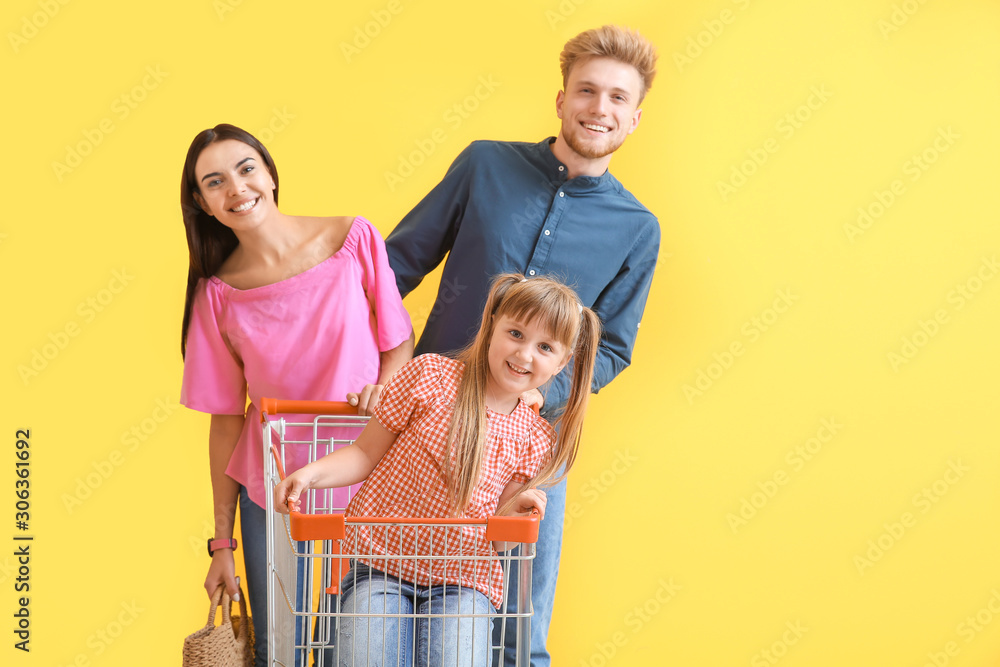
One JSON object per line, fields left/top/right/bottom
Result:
{"left": 179, "top": 124, "right": 413, "bottom": 665}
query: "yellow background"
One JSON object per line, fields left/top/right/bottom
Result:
{"left": 3, "top": 0, "right": 999, "bottom": 665}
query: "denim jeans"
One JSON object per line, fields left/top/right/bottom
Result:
{"left": 337, "top": 562, "right": 493, "bottom": 666}
{"left": 241, "top": 486, "right": 332, "bottom": 667}
{"left": 491, "top": 477, "right": 565, "bottom": 667}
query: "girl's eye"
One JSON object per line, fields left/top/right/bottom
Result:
{"left": 508, "top": 329, "right": 523, "bottom": 339}
{"left": 539, "top": 343, "right": 553, "bottom": 353}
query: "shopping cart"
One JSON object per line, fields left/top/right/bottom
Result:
{"left": 262, "top": 399, "right": 539, "bottom": 666}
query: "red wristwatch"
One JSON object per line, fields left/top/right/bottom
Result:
{"left": 207, "top": 538, "right": 238, "bottom": 556}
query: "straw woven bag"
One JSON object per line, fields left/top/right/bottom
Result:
{"left": 182, "top": 585, "right": 254, "bottom": 667}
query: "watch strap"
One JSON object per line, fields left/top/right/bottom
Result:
{"left": 207, "top": 538, "right": 238, "bottom": 556}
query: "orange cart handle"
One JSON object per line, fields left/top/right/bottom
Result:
{"left": 260, "top": 398, "right": 360, "bottom": 421}
{"left": 289, "top": 509, "right": 541, "bottom": 543}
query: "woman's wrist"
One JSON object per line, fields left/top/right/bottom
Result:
{"left": 207, "top": 538, "right": 238, "bottom": 556}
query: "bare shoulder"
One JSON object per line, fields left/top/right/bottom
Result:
{"left": 298, "top": 215, "right": 357, "bottom": 254}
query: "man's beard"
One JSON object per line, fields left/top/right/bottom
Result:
{"left": 563, "top": 126, "right": 626, "bottom": 160}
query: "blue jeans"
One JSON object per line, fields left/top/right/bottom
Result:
{"left": 241, "top": 487, "right": 331, "bottom": 667}
{"left": 338, "top": 562, "right": 493, "bottom": 666}
{"left": 491, "top": 477, "right": 565, "bottom": 667}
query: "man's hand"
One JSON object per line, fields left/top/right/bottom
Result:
{"left": 520, "top": 388, "right": 544, "bottom": 412}
{"left": 347, "top": 384, "right": 384, "bottom": 416}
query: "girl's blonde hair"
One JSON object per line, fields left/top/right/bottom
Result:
{"left": 444, "top": 273, "right": 602, "bottom": 514}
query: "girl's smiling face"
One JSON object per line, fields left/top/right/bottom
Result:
{"left": 193, "top": 139, "right": 276, "bottom": 229}
{"left": 486, "top": 314, "right": 571, "bottom": 413}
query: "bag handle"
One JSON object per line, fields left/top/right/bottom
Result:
{"left": 234, "top": 585, "right": 250, "bottom": 642}
{"left": 207, "top": 585, "right": 235, "bottom": 628}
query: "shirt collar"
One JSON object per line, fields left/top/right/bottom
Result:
{"left": 534, "top": 137, "right": 616, "bottom": 193}
{"left": 486, "top": 398, "right": 540, "bottom": 441}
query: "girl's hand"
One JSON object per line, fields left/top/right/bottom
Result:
{"left": 273, "top": 472, "right": 311, "bottom": 514}
{"left": 502, "top": 488, "right": 547, "bottom": 519}
{"left": 204, "top": 550, "right": 240, "bottom": 601}
{"left": 346, "top": 384, "right": 384, "bottom": 416}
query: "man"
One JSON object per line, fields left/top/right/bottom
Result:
{"left": 385, "top": 25, "right": 660, "bottom": 665}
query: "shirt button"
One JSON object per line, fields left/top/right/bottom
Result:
{"left": 558, "top": 166, "right": 565, "bottom": 172}
{"left": 558, "top": 192, "right": 565, "bottom": 198}
{"left": 544, "top": 230, "right": 551, "bottom": 236}
{"left": 528, "top": 270, "right": 536, "bottom": 276}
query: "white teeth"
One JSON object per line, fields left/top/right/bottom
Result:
{"left": 583, "top": 123, "right": 609, "bottom": 133}
{"left": 507, "top": 362, "right": 529, "bottom": 375}
{"left": 231, "top": 197, "right": 258, "bottom": 212}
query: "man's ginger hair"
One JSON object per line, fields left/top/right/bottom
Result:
{"left": 560, "top": 25, "right": 658, "bottom": 103}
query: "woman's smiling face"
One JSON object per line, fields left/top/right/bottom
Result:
{"left": 193, "top": 139, "right": 276, "bottom": 229}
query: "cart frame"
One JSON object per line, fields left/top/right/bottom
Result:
{"left": 262, "top": 399, "right": 538, "bottom": 667}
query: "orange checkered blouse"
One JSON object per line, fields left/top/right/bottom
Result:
{"left": 344, "top": 354, "right": 554, "bottom": 608}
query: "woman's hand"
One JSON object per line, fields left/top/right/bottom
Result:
{"left": 273, "top": 470, "right": 311, "bottom": 515}
{"left": 501, "top": 488, "right": 547, "bottom": 519}
{"left": 346, "top": 384, "right": 384, "bottom": 416}
{"left": 204, "top": 549, "right": 240, "bottom": 601}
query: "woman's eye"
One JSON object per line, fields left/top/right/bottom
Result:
{"left": 242, "top": 165, "right": 254, "bottom": 174}
{"left": 207, "top": 178, "right": 222, "bottom": 187}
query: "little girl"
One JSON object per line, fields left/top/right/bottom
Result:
{"left": 274, "top": 273, "right": 601, "bottom": 667}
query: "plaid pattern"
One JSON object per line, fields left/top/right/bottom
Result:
{"left": 344, "top": 354, "right": 554, "bottom": 608}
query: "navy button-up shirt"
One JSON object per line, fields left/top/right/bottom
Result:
{"left": 385, "top": 138, "right": 660, "bottom": 418}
